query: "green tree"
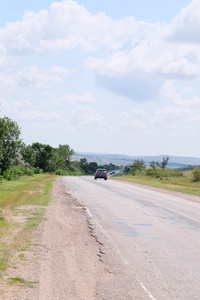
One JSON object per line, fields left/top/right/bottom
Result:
{"left": 192, "top": 166, "right": 200, "bottom": 182}
{"left": 31, "top": 142, "right": 53, "bottom": 171}
{"left": 160, "top": 156, "right": 170, "bottom": 169}
{"left": 20, "top": 143, "right": 36, "bottom": 167}
{"left": 57, "top": 144, "right": 75, "bottom": 167}
{"left": 150, "top": 161, "right": 157, "bottom": 170}
{"left": 88, "top": 162, "right": 98, "bottom": 173}
{"left": 129, "top": 159, "right": 146, "bottom": 175}
{"left": 0, "top": 116, "right": 22, "bottom": 172}
{"left": 123, "top": 165, "right": 130, "bottom": 174}
{"left": 79, "top": 158, "right": 98, "bottom": 174}
{"left": 157, "top": 156, "right": 170, "bottom": 169}
{"left": 150, "top": 156, "right": 170, "bottom": 170}
{"left": 48, "top": 144, "right": 75, "bottom": 172}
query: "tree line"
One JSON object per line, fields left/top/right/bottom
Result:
{"left": 0, "top": 116, "right": 120, "bottom": 181}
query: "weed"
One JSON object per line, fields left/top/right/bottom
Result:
{"left": 0, "top": 216, "right": 7, "bottom": 227}
{"left": 18, "top": 253, "right": 26, "bottom": 260}
{"left": 0, "top": 249, "right": 10, "bottom": 271}
{"left": 26, "top": 209, "right": 45, "bottom": 230}
{"left": 0, "top": 257, "right": 8, "bottom": 271}
{"left": 9, "top": 277, "right": 38, "bottom": 288}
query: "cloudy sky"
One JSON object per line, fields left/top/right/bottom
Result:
{"left": 0, "top": 0, "right": 200, "bottom": 157}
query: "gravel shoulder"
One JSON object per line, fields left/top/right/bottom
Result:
{"left": 1, "top": 177, "right": 111, "bottom": 300}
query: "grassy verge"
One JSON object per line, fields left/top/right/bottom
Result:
{"left": 0, "top": 174, "right": 57, "bottom": 278}
{"left": 112, "top": 170, "right": 200, "bottom": 197}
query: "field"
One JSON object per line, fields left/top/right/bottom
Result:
{"left": 113, "top": 170, "right": 200, "bottom": 197}
{"left": 0, "top": 174, "right": 56, "bottom": 283}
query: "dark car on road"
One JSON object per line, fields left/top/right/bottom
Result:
{"left": 94, "top": 169, "right": 107, "bottom": 180}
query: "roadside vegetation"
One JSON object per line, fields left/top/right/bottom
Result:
{"left": 0, "top": 115, "right": 121, "bottom": 182}
{"left": 0, "top": 174, "right": 56, "bottom": 279}
{"left": 113, "top": 157, "right": 200, "bottom": 197}
{"left": 0, "top": 114, "right": 121, "bottom": 281}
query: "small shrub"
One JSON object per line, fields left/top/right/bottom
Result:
{"left": 24, "top": 168, "right": 34, "bottom": 176}
{"left": 55, "top": 169, "right": 63, "bottom": 175}
{"left": 34, "top": 167, "right": 43, "bottom": 174}
{"left": 192, "top": 167, "right": 200, "bottom": 182}
{"left": 3, "top": 167, "right": 18, "bottom": 181}
{"left": 146, "top": 168, "right": 183, "bottom": 179}
{"left": 146, "top": 168, "right": 160, "bottom": 178}
{"left": 3, "top": 165, "right": 34, "bottom": 180}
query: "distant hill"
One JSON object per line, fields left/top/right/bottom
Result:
{"left": 72, "top": 152, "right": 200, "bottom": 168}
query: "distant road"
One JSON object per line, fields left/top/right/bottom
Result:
{"left": 62, "top": 176, "right": 200, "bottom": 300}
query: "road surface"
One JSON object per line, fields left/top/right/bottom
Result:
{"left": 62, "top": 176, "right": 200, "bottom": 300}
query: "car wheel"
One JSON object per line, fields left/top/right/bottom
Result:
{"left": 94, "top": 177, "right": 97, "bottom": 180}
{"left": 104, "top": 178, "right": 107, "bottom": 180}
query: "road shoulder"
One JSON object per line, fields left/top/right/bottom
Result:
{"left": 2, "top": 177, "right": 111, "bottom": 300}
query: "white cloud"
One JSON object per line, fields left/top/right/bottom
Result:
{"left": 60, "top": 92, "right": 96, "bottom": 103}
{"left": 154, "top": 106, "right": 192, "bottom": 123}
{"left": 160, "top": 80, "right": 200, "bottom": 107}
{"left": 69, "top": 105, "right": 106, "bottom": 128}
{"left": 184, "top": 114, "right": 200, "bottom": 123}
{"left": 121, "top": 109, "right": 145, "bottom": 119}
{"left": 0, "top": 0, "right": 200, "bottom": 101}
{"left": 166, "top": 0, "right": 200, "bottom": 43}
{"left": 0, "top": 1, "right": 137, "bottom": 55}
{"left": 16, "top": 66, "right": 68, "bottom": 88}
{"left": 120, "top": 109, "right": 148, "bottom": 131}
{"left": 0, "top": 98, "right": 59, "bottom": 122}
{"left": 16, "top": 110, "right": 59, "bottom": 121}
{"left": 0, "top": 98, "right": 11, "bottom": 114}
{"left": 0, "top": 65, "right": 68, "bottom": 91}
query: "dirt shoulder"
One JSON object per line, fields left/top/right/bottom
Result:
{"left": 1, "top": 177, "right": 111, "bottom": 300}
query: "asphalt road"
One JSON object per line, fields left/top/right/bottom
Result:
{"left": 62, "top": 176, "right": 200, "bottom": 300}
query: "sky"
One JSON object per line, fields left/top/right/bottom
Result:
{"left": 0, "top": 0, "right": 200, "bottom": 157}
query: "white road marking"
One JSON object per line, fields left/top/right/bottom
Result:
{"left": 143, "top": 198, "right": 200, "bottom": 224}
{"left": 85, "top": 207, "right": 156, "bottom": 299}
{"left": 167, "top": 208, "right": 200, "bottom": 224}
{"left": 140, "top": 282, "right": 157, "bottom": 300}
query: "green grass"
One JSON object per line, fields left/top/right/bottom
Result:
{"left": 0, "top": 216, "right": 7, "bottom": 227}
{"left": 26, "top": 209, "right": 46, "bottom": 230}
{"left": 9, "top": 277, "right": 38, "bottom": 287}
{"left": 0, "top": 174, "right": 57, "bottom": 275}
{"left": 0, "top": 174, "right": 56, "bottom": 208}
{"left": 0, "top": 249, "right": 9, "bottom": 271}
{"left": 112, "top": 171, "right": 200, "bottom": 197}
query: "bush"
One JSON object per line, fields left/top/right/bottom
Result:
{"left": 129, "top": 159, "right": 146, "bottom": 175}
{"left": 146, "top": 168, "right": 161, "bottom": 178}
{"left": 192, "top": 167, "right": 200, "bottom": 182}
{"left": 55, "top": 169, "right": 63, "bottom": 175}
{"left": 34, "top": 167, "right": 43, "bottom": 174}
{"left": 24, "top": 168, "right": 34, "bottom": 176}
{"left": 3, "top": 165, "right": 34, "bottom": 180}
{"left": 146, "top": 168, "right": 183, "bottom": 179}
